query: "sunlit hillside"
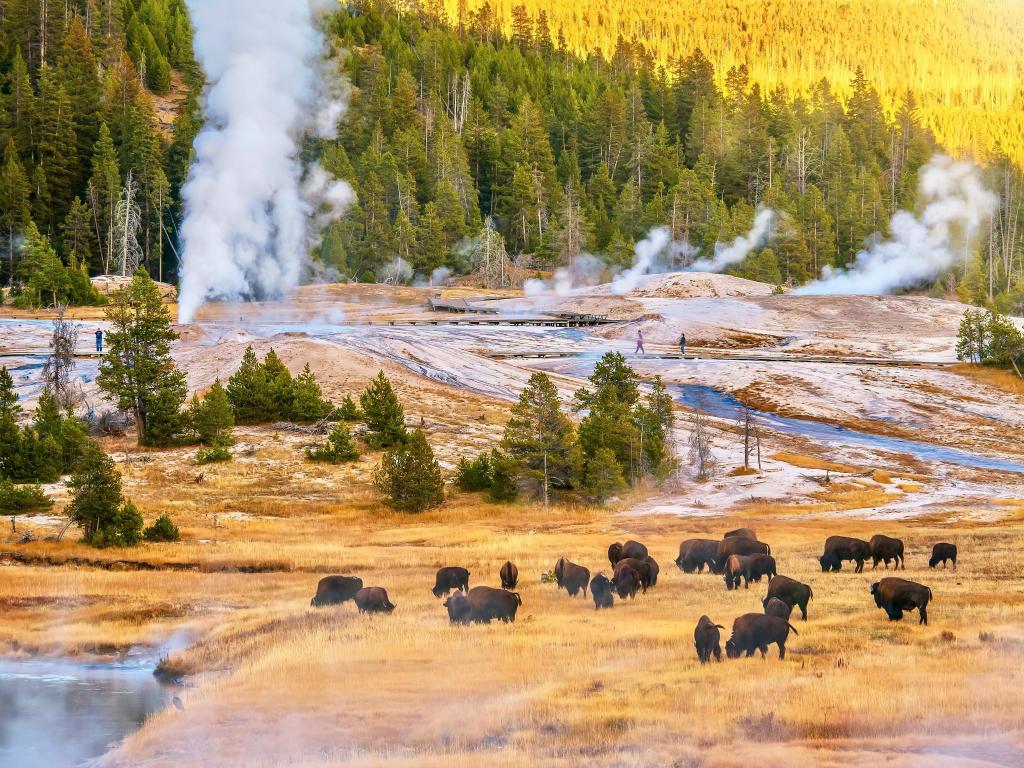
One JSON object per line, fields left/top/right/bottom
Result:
{"left": 443, "top": 0, "right": 1024, "bottom": 166}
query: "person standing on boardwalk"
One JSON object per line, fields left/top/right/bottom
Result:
{"left": 679, "top": 332, "right": 686, "bottom": 355}
{"left": 635, "top": 328, "right": 645, "bottom": 355}
{"left": 95, "top": 328, "right": 103, "bottom": 353}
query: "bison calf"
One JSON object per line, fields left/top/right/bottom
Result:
{"left": 763, "top": 597, "right": 792, "bottom": 620}
{"left": 869, "top": 534, "right": 905, "bottom": 570}
{"left": 432, "top": 566, "right": 470, "bottom": 598}
{"left": 675, "top": 538, "right": 718, "bottom": 573}
{"left": 500, "top": 560, "right": 519, "bottom": 589}
{"left": 590, "top": 573, "right": 614, "bottom": 609}
{"left": 310, "top": 575, "right": 363, "bottom": 607}
{"left": 871, "top": 577, "right": 932, "bottom": 625}
{"left": 554, "top": 557, "right": 590, "bottom": 597}
{"left": 726, "top": 613, "right": 798, "bottom": 660}
{"left": 763, "top": 575, "right": 813, "bottom": 621}
{"left": 694, "top": 615, "right": 724, "bottom": 663}
{"left": 354, "top": 587, "right": 395, "bottom": 614}
{"left": 444, "top": 592, "right": 472, "bottom": 624}
{"left": 929, "top": 543, "right": 957, "bottom": 569}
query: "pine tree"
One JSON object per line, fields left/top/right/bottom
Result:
{"left": 261, "top": 349, "right": 295, "bottom": 421}
{"left": 487, "top": 450, "right": 519, "bottom": 503}
{"left": 577, "top": 384, "right": 638, "bottom": 477}
{"left": 226, "top": 346, "right": 269, "bottom": 424}
{"left": 88, "top": 123, "right": 121, "bottom": 275}
{"left": 97, "top": 271, "right": 187, "bottom": 445}
{"left": 306, "top": 421, "right": 360, "bottom": 464}
{"left": 373, "top": 429, "right": 445, "bottom": 512}
{"left": 0, "top": 140, "right": 30, "bottom": 282}
{"left": 582, "top": 447, "right": 627, "bottom": 503}
{"left": 189, "top": 379, "right": 234, "bottom": 445}
{"left": 0, "top": 368, "right": 22, "bottom": 478}
{"left": 360, "top": 370, "right": 408, "bottom": 448}
{"left": 501, "top": 372, "right": 577, "bottom": 501}
{"left": 65, "top": 442, "right": 140, "bottom": 546}
{"left": 35, "top": 64, "right": 79, "bottom": 223}
{"left": 291, "top": 364, "right": 333, "bottom": 422}
{"left": 21, "top": 221, "right": 69, "bottom": 307}
{"left": 574, "top": 352, "right": 639, "bottom": 410}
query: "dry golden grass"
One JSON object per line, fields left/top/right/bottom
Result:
{"left": 951, "top": 363, "right": 1024, "bottom": 398}
{"left": 769, "top": 452, "right": 862, "bottom": 474}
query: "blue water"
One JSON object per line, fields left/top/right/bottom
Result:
{"left": 675, "top": 384, "right": 1024, "bottom": 475}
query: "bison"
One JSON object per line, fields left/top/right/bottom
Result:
{"left": 724, "top": 553, "right": 777, "bottom": 589}
{"left": 675, "top": 538, "right": 718, "bottom": 573}
{"left": 723, "top": 554, "right": 750, "bottom": 590}
{"left": 929, "top": 542, "right": 957, "bottom": 569}
{"left": 608, "top": 540, "right": 649, "bottom": 566}
{"left": 645, "top": 556, "right": 660, "bottom": 587}
{"left": 713, "top": 537, "right": 770, "bottom": 573}
{"left": 726, "top": 613, "right": 798, "bottom": 659}
{"left": 444, "top": 592, "right": 472, "bottom": 624}
{"left": 446, "top": 586, "right": 522, "bottom": 624}
{"left": 554, "top": 557, "right": 591, "bottom": 597}
{"left": 500, "top": 560, "right": 519, "bottom": 589}
{"left": 310, "top": 575, "right": 363, "bottom": 607}
{"left": 763, "top": 597, "right": 792, "bottom": 620}
{"left": 590, "top": 573, "right": 614, "bottom": 609}
{"left": 610, "top": 561, "right": 641, "bottom": 599}
{"left": 869, "top": 534, "right": 905, "bottom": 570}
{"left": 724, "top": 527, "right": 758, "bottom": 541}
{"left": 432, "top": 566, "right": 470, "bottom": 598}
{"left": 617, "top": 557, "right": 656, "bottom": 592}
{"left": 871, "top": 577, "right": 932, "bottom": 625}
{"left": 354, "top": 587, "right": 395, "bottom": 614}
{"left": 819, "top": 535, "right": 870, "bottom": 573}
{"left": 694, "top": 615, "right": 724, "bottom": 663}
{"left": 763, "top": 575, "right": 813, "bottom": 621}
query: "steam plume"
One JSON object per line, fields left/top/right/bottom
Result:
{"left": 796, "top": 155, "right": 997, "bottom": 295}
{"left": 177, "top": 0, "right": 353, "bottom": 323}
{"left": 688, "top": 208, "right": 775, "bottom": 273}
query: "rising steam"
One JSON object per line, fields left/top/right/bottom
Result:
{"left": 688, "top": 208, "right": 775, "bottom": 273}
{"left": 796, "top": 155, "right": 997, "bottom": 295}
{"left": 177, "top": 0, "right": 353, "bottom": 323}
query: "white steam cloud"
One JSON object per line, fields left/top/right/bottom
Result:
{"left": 796, "top": 155, "right": 997, "bottom": 296}
{"left": 689, "top": 207, "right": 775, "bottom": 273}
{"left": 177, "top": 0, "right": 354, "bottom": 323}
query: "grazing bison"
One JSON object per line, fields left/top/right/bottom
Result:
{"left": 500, "top": 561, "right": 519, "bottom": 589}
{"left": 444, "top": 592, "right": 472, "bottom": 624}
{"left": 465, "top": 586, "right": 522, "bottom": 624}
{"left": 725, "top": 553, "right": 777, "bottom": 589}
{"left": 723, "top": 554, "right": 750, "bottom": 590}
{"left": 929, "top": 543, "right": 957, "bottom": 569}
{"left": 554, "top": 557, "right": 591, "bottom": 597}
{"left": 610, "top": 561, "right": 641, "bottom": 599}
{"left": 726, "top": 613, "right": 798, "bottom": 659}
{"left": 675, "top": 538, "right": 719, "bottom": 573}
{"left": 763, "top": 575, "right": 813, "bottom": 621}
{"left": 819, "top": 535, "right": 870, "bottom": 573}
{"left": 871, "top": 577, "right": 932, "bottom": 625}
{"left": 713, "top": 537, "right": 770, "bottom": 573}
{"left": 869, "top": 535, "right": 905, "bottom": 570}
{"left": 354, "top": 587, "right": 396, "bottom": 614}
{"left": 617, "top": 557, "right": 657, "bottom": 592}
{"left": 608, "top": 540, "right": 649, "bottom": 566}
{"left": 763, "top": 597, "right": 792, "bottom": 620}
{"left": 724, "top": 527, "right": 758, "bottom": 541}
{"left": 432, "top": 566, "right": 470, "bottom": 598}
{"left": 590, "top": 573, "right": 614, "bottom": 609}
{"left": 310, "top": 575, "right": 363, "bottom": 607}
{"left": 645, "top": 556, "right": 660, "bottom": 587}
{"left": 694, "top": 615, "right": 725, "bottom": 663}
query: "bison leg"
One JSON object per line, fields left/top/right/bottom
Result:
{"left": 855, "top": 559, "right": 864, "bottom": 573}
{"left": 919, "top": 605, "right": 927, "bottom": 625}
{"left": 799, "top": 601, "right": 808, "bottom": 621}
{"left": 758, "top": 644, "right": 768, "bottom": 658}
{"left": 777, "top": 641, "right": 786, "bottom": 660}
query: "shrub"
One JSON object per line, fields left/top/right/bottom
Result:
{"left": 487, "top": 451, "right": 518, "bottom": 503}
{"left": 373, "top": 429, "right": 444, "bottom": 512}
{"left": 189, "top": 379, "right": 234, "bottom": 445}
{"left": 196, "top": 445, "right": 232, "bottom": 464}
{"left": 143, "top": 514, "right": 180, "bottom": 542}
{"left": 333, "top": 394, "right": 363, "bottom": 422}
{"left": 455, "top": 453, "right": 492, "bottom": 492}
{"left": 227, "top": 347, "right": 334, "bottom": 424}
{"left": 0, "top": 480, "right": 53, "bottom": 514}
{"left": 88, "top": 500, "right": 144, "bottom": 548}
{"left": 306, "top": 422, "right": 359, "bottom": 463}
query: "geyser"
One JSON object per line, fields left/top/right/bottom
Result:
{"left": 177, "top": 0, "right": 353, "bottom": 323}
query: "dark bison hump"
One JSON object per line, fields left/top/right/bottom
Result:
{"left": 724, "top": 528, "right": 757, "bottom": 541}
{"left": 621, "top": 540, "right": 649, "bottom": 560}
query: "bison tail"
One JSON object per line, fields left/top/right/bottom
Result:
{"left": 512, "top": 592, "right": 522, "bottom": 606}
{"left": 787, "top": 622, "right": 799, "bottom": 635}
{"left": 927, "top": 587, "right": 933, "bottom": 601}
{"left": 765, "top": 544, "right": 771, "bottom": 555}
{"left": 808, "top": 585, "right": 814, "bottom": 600}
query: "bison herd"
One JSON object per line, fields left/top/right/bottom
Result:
{"left": 308, "top": 531, "right": 958, "bottom": 660}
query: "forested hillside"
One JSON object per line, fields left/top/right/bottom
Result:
{"left": 0, "top": 0, "right": 199, "bottom": 305}
{"left": 319, "top": 2, "right": 1024, "bottom": 309}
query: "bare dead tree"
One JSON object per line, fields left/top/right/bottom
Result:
{"left": 737, "top": 406, "right": 761, "bottom": 471}
{"left": 42, "top": 304, "right": 79, "bottom": 410}
{"left": 688, "top": 409, "right": 717, "bottom": 482}
{"left": 114, "top": 170, "right": 144, "bottom": 276}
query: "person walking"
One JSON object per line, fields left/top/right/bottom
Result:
{"left": 635, "top": 328, "right": 645, "bottom": 355}
{"left": 95, "top": 328, "right": 103, "bottom": 353}
{"left": 679, "top": 332, "right": 687, "bottom": 356}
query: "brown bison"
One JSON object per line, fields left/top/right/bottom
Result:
{"left": 554, "top": 557, "right": 591, "bottom": 597}
{"left": 590, "top": 573, "right": 614, "bottom": 609}
{"left": 763, "top": 575, "right": 813, "bottom": 621}
{"left": 500, "top": 561, "right": 519, "bottom": 589}
{"left": 713, "top": 537, "right": 770, "bottom": 573}
{"left": 819, "top": 535, "right": 870, "bottom": 573}
{"left": 444, "top": 592, "right": 472, "bottom": 624}
{"left": 447, "top": 586, "right": 522, "bottom": 624}
{"left": 726, "top": 613, "right": 798, "bottom": 659}
{"left": 610, "top": 561, "right": 641, "bottom": 599}
{"left": 869, "top": 535, "right": 905, "bottom": 570}
{"left": 432, "top": 566, "right": 470, "bottom": 598}
{"left": 763, "top": 597, "right": 792, "bottom": 620}
{"left": 675, "top": 538, "right": 718, "bottom": 573}
{"left": 871, "top": 577, "right": 932, "bottom": 625}
{"left": 608, "top": 540, "right": 649, "bottom": 566}
{"left": 310, "top": 575, "right": 363, "bottom": 607}
{"left": 645, "top": 556, "right": 660, "bottom": 587}
{"left": 617, "top": 557, "right": 657, "bottom": 592}
{"left": 929, "top": 543, "right": 957, "bottom": 569}
{"left": 354, "top": 587, "right": 396, "bottom": 614}
{"left": 694, "top": 615, "right": 724, "bottom": 663}
{"left": 724, "top": 553, "right": 777, "bottom": 589}
{"left": 724, "top": 527, "right": 758, "bottom": 541}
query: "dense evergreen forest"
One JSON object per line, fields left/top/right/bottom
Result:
{"left": 1, "top": 0, "right": 1022, "bottom": 311}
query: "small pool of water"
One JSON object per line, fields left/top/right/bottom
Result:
{"left": 675, "top": 384, "right": 1024, "bottom": 475}
{"left": 0, "top": 656, "right": 170, "bottom": 767}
